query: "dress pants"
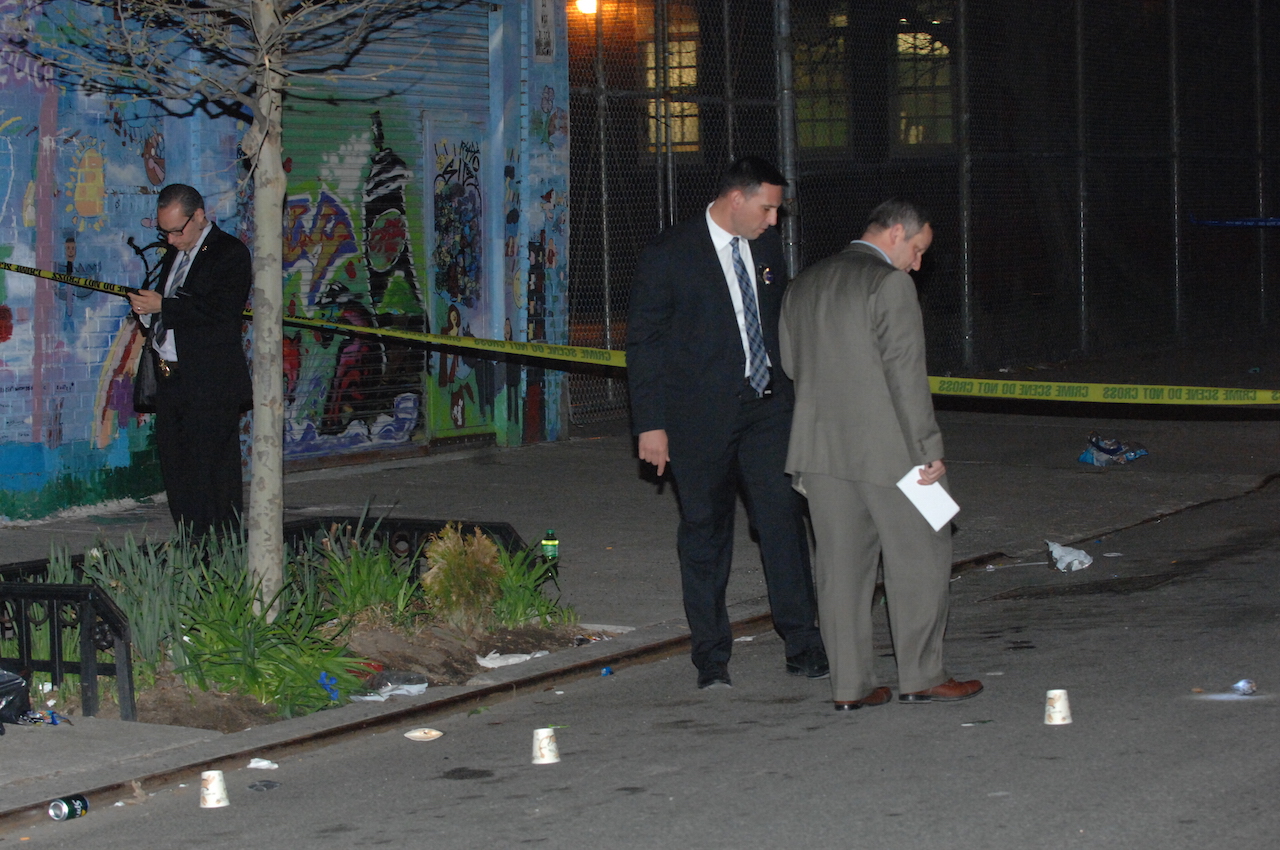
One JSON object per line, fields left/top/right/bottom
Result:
{"left": 804, "top": 472, "right": 952, "bottom": 701}
{"left": 669, "top": 385, "right": 822, "bottom": 671}
{"left": 154, "top": 370, "right": 245, "bottom": 536}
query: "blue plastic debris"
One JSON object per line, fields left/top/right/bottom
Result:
{"left": 1078, "top": 431, "right": 1148, "bottom": 467}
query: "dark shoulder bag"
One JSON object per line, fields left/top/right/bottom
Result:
{"left": 132, "top": 277, "right": 161, "bottom": 413}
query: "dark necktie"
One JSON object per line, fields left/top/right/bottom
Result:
{"left": 153, "top": 250, "right": 191, "bottom": 347}
{"left": 731, "top": 237, "right": 770, "bottom": 395}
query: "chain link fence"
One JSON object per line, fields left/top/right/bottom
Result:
{"left": 568, "top": 0, "right": 1280, "bottom": 425}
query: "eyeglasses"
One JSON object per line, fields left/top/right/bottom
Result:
{"left": 156, "top": 211, "right": 195, "bottom": 238}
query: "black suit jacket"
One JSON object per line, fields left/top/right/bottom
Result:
{"left": 626, "top": 215, "right": 793, "bottom": 461}
{"left": 156, "top": 223, "right": 253, "bottom": 408}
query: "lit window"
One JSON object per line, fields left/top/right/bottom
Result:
{"left": 895, "top": 31, "right": 953, "bottom": 147}
{"left": 643, "top": 14, "right": 699, "bottom": 152}
{"left": 795, "top": 3, "right": 850, "bottom": 149}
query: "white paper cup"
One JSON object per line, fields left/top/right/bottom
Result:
{"left": 531, "top": 728, "right": 560, "bottom": 764}
{"left": 200, "top": 770, "right": 230, "bottom": 808}
{"left": 1044, "top": 689, "right": 1072, "bottom": 725}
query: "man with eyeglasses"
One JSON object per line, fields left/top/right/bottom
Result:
{"left": 127, "top": 184, "right": 252, "bottom": 536}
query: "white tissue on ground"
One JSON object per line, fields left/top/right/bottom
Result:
{"left": 349, "top": 681, "right": 431, "bottom": 702}
{"left": 476, "top": 649, "right": 550, "bottom": 668}
{"left": 1047, "top": 541, "right": 1093, "bottom": 572}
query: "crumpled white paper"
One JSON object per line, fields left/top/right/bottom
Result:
{"left": 1046, "top": 541, "right": 1092, "bottom": 572}
{"left": 476, "top": 649, "right": 550, "bottom": 668}
{"left": 349, "top": 681, "right": 431, "bottom": 702}
{"left": 247, "top": 758, "right": 279, "bottom": 770}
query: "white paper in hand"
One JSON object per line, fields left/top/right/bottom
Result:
{"left": 895, "top": 466, "right": 960, "bottom": 532}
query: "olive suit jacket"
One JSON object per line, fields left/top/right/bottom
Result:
{"left": 779, "top": 241, "right": 943, "bottom": 486}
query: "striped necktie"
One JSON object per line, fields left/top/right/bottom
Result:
{"left": 731, "top": 237, "right": 770, "bottom": 395}
{"left": 153, "top": 250, "right": 191, "bottom": 346}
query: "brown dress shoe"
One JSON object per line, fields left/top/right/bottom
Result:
{"left": 899, "top": 678, "right": 983, "bottom": 703}
{"left": 833, "top": 686, "right": 893, "bottom": 711}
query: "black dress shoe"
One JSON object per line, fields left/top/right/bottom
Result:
{"left": 697, "top": 665, "right": 732, "bottom": 690}
{"left": 833, "top": 686, "right": 893, "bottom": 711}
{"left": 785, "top": 647, "right": 830, "bottom": 679}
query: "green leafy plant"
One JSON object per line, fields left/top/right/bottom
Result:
{"left": 176, "top": 553, "right": 368, "bottom": 717}
{"left": 298, "top": 518, "right": 422, "bottom": 624}
{"left": 492, "top": 546, "right": 576, "bottom": 628}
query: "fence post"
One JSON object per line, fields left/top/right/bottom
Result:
{"left": 957, "top": 0, "right": 975, "bottom": 370}
{"left": 1075, "top": 0, "right": 1090, "bottom": 355}
{"left": 774, "top": 0, "right": 800, "bottom": 277}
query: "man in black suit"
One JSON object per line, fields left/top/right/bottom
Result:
{"left": 128, "top": 184, "right": 252, "bottom": 536}
{"left": 627, "top": 157, "right": 826, "bottom": 689}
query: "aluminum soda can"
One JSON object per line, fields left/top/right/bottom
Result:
{"left": 48, "top": 794, "right": 90, "bottom": 821}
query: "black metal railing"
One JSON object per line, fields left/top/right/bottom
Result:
{"left": 0, "top": 559, "right": 136, "bottom": 721}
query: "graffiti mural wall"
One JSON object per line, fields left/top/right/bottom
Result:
{"left": 280, "top": 109, "right": 428, "bottom": 459}
{"left": 0, "top": 11, "right": 245, "bottom": 518}
{"left": 0, "top": 0, "right": 570, "bottom": 519}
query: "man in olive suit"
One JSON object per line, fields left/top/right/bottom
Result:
{"left": 780, "top": 200, "right": 981, "bottom": 711}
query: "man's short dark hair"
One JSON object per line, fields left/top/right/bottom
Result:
{"left": 717, "top": 156, "right": 788, "bottom": 198}
{"left": 157, "top": 184, "right": 205, "bottom": 216}
{"left": 865, "top": 199, "right": 929, "bottom": 238}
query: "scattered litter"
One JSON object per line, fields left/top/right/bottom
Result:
{"left": 601, "top": 667, "right": 613, "bottom": 676}
{"left": 1232, "top": 679, "right": 1257, "bottom": 696}
{"left": 200, "top": 771, "right": 229, "bottom": 809}
{"left": 247, "top": 758, "right": 279, "bottom": 770}
{"left": 1078, "top": 431, "right": 1148, "bottom": 467}
{"left": 1047, "top": 541, "right": 1092, "bottom": 572}
{"left": 317, "top": 672, "right": 340, "bottom": 702}
{"left": 476, "top": 650, "right": 550, "bottom": 668}
{"left": 468, "top": 706, "right": 490, "bottom": 716}
{"left": 1044, "top": 689, "right": 1072, "bottom": 725}
{"left": 247, "top": 780, "right": 281, "bottom": 792}
{"left": 532, "top": 728, "right": 560, "bottom": 764}
{"left": 113, "top": 801, "right": 125, "bottom": 807}
{"left": 734, "top": 635, "right": 755, "bottom": 641}
{"left": 22, "top": 709, "right": 72, "bottom": 726}
{"left": 404, "top": 728, "right": 444, "bottom": 741}
{"left": 351, "top": 671, "right": 430, "bottom": 702}
{"left": 554, "top": 690, "right": 565, "bottom": 695}
{"left": 1102, "top": 552, "right": 1123, "bottom": 558}
{"left": 960, "top": 720, "right": 994, "bottom": 726}
{"left": 47, "top": 795, "right": 90, "bottom": 821}
{"left": 1191, "top": 687, "right": 1204, "bottom": 693}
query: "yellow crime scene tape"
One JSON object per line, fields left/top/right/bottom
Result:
{"left": 2, "top": 260, "right": 1275, "bottom": 402}
{"left": 0, "top": 260, "right": 626, "bottom": 369}
{"left": 930, "top": 376, "right": 1280, "bottom": 405}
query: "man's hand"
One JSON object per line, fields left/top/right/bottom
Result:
{"left": 638, "top": 429, "right": 670, "bottom": 477}
{"left": 128, "top": 289, "right": 162, "bottom": 316}
{"left": 917, "top": 459, "right": 946, "bottom": 485}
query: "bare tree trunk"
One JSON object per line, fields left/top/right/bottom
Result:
{"left": 246, "top": 5, "right": 287, "bottom": 614}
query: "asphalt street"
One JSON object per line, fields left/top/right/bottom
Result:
{"left": 15, "top": 475, "right": 1279, "bottom": 848}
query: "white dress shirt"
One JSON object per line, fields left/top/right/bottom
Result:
{"left": 705, "top": 205, "right": 771, "bottom": 378}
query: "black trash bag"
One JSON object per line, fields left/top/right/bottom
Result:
{"left": 0, "top": 668, "right": 32, "bottom": 735}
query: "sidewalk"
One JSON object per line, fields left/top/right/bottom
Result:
{"left": 2, "top": 407, "right": 1277, "bottom": 826}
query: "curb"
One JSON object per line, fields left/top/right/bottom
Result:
{"left": 0, "top": 607, "right": 774, "bottom": 833}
